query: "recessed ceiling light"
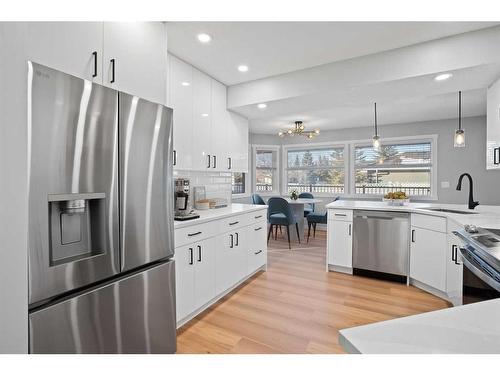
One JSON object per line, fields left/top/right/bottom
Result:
{"left": 238, "top": 65, "right": 249, "bottom": 72}
{"left": 197, "top": 33, "right": 212, "bottom": 43}
{"left": 181, "top": 81, "right": 190, "bottom": 87}
{"left": 434, "top": 73, "right": 453, "bottom": 81}
{"left": 257, "top": 103, "right": 267, "bottom": 109}
{"left": 201, "top": 113, "right": 209, "bottom": 117}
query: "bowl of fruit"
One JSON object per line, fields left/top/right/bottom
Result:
{"left": 383, "top": 191, "right": 409, "bottom": 206}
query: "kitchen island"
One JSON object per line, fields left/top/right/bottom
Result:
{"left": 339, "top": 298, "right": 500, "bottom": 353}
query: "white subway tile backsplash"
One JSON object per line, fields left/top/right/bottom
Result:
{"left": 174, "top": 170, "right": 232, "bottom": 203}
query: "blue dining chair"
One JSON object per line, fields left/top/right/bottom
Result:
{"left": 267, "top": 197, "right": 300, "bottom": 249}
{"left": 298, "top": 192, "right": 315, "bottom": 217}
{"left": 251, "top": 193, "right": 266, "bottom": 205}
{"left": 306, "top": 196, "right": 339, "bottom": 242}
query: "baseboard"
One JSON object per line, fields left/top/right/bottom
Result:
{"left": 328, "top": 264, "right": 353, "bottom": 274}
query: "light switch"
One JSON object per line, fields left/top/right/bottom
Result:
{"left": 441, "top": 181, "right": 450, "bottom": 189}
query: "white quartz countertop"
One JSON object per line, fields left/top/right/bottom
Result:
{"left": 174, "top": 203, "right": 267, "bottom": 229}
{"left": 339, "top": 299, "right": 500, "bottom": 353}
{"left": 326, "top": 201, "right": 500, "bottom": 230}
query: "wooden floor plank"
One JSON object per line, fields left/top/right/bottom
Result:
{"left": 176, "top": 230, "right": 450, "bottom": 353}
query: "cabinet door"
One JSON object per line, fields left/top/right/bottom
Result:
{"left": 192, "top": 68, "right": 212, "bottom": 171}
{"left": 174, "top": 245, "right": 196, "bottom": 322}
{"left": 215, "top": 232, "right": 235, "bottom": 295}
{"left": 102, "top": 22, "right": 167, "bottom": 104}
{"left": 228, "top": 112, "right": 249, "bottom": 173}
{"left": 247, "top": 222, "right": 267, "bottom": 274}
{"left": 487, "top": 77, "right": 500, "bottom": 169}
{"left": 210, "top": 79, "right": 229, "bottom": 171}
{"left": 446, "top": 234, "right": 463, "bottom": 306}
{"left": 410, "top": 227, "right": 447, "bottom": 291}
{"left": 327, "top": 220, "right": 353, "bottom": 268}
{"left": 193, "top": 238, "right": 216, "bottom": 310}
{"left": 25, "top": 22, "right": 103, "bottom": 82}
{"left": 233, "top": 229, "right": 248, "bottom": 282}
{"left": 169, "top": 55, "right": 193, "bottom": 170}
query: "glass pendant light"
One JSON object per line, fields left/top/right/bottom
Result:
{"left": 372, "top": 102, "right": 381, "bottom": 150}
{"left": 454, "top": 91, "right": 465, "bottom": 148}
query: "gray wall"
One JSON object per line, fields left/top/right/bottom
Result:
{"left": 236, "top": 116, "right": 500, "bottom": 208}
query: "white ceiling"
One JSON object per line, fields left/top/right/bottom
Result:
{"left": 167, "top": 22, "right": 498, "bottom": 85}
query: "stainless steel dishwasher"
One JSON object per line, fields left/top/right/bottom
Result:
{"left": 353, "top": 210, "right": 410, "bottom": 282}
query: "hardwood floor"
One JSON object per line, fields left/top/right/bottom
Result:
{"left": 176, "top": 229, "right": 450, "bottom": 354}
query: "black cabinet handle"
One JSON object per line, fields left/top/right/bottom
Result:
{"left": 197, "top": 245, "right": 202, "bottom": 262}
{"left": 254, "top": 215, "right": 263, "bottom": 219}
{"left": 254, "top": 250, "right": 263, "bottom": 255}
{"left": 254, "top": 227, "right": 262, "bottom": 231}
{"left": 228, "top": 157, "right": 232, "bottom": 170}
{"left": 92, "top": 51, "right": 97, "bottom": 78}
{"left": 494, "top": 147, "right": 500, "bottom": 165}
{"left": 173, "top": 150, "right": 177, "bottom": 166}
{"left": 235, "top": 232, "right": 239, "bottom": 246}
{"left": 188, "top": 231, "right": 202, "bottom": 237}
{"left": 411, "top": 229, "right": 416, "bottom": 243}
{"left": 212, "top": 155, "right": 216, "bottom": 168}
{"left": 229, "top": 234, "right": 234, "bottom": 248}
{"left": 189, "top": 248, "right": 193, "bottom": 265}
{"left": 335, "top": 213, "right": 346, "bottom": 217}
{"left": 229, "top": 221, "right": 239, "bottom": 226}
{"left": 207, "top": 154, "right": 211, "bottom": 168}
{"left": 110, "top": 58, "right": 115, "bottom": 83}
{"left": 348, "top": 224, "right": 351, "bottom": 236}
{"left": 452, "top": 245, "right": 460, "bottom": 265}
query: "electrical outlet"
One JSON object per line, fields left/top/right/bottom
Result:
{"left": 441, "top": 181, "right": 450, "bottom": 189}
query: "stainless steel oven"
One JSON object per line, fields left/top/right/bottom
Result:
{"left": 454, "top": 228, "right": 500, "bottom": 305}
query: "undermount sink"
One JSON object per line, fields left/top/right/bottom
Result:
{"left": 422, "top": 208, "right": 478, "bottom": 215}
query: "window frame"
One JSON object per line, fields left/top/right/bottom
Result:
{"left": 231, "top": 171, "right": 248, "bottom": 196}
{"left": 282, "top": 141, "right": 349, "bottom": 197}
{"left": 252, "top": 144, "right": 281, "bottom": 196}
{"left": 348, "top": 134, "right": 438, "bottom": 200}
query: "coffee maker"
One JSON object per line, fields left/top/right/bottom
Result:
{"left": 174, "top": 178, "right": 200, "bottom": 221}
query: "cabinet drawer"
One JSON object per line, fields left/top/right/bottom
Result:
{"left": 175, "top": 221, "right": 217, "bottom": 247}
{"left": 247, "top": 221, "right": 267, "bottom": 274}
{"left": 247, "top": 209, "right": 267, "bottom": 224}
{"left": 412, "top": 213, "right": 446, "bottom": 233}
{"left": 329, "top": 209, "right": 353, "bottom": 222}
{"left": 217, "top": 214, "right": 251, "bottom": 232}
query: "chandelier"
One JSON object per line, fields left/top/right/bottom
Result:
{"left": 278, "top": 121, "right": 320, "bottom": 139}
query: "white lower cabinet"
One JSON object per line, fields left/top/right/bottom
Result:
{"left": 175, "top": 237, "right": 216, "bottom": 322}
{"left": 446, "top": 234, "right": 464, "bottom": 306}
{"left": 247, "top": 221, "right": 267, "bottom": 274}
{"left": 215, "top": 229, "right": 247, "bottom": 295}
{"left": 327, "top": 215, "right": 353, "bottom": 271}
{"left": 410, "top": 226, "right": 447, "bottom": 292}
{"left": 175, "top": 209, "right": 267, "bottom": 325}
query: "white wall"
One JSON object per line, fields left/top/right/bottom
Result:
{"left": 234, "top": 116, "right": 500, "bottom": 209}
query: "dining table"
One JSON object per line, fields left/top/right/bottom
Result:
{"left": 281, "top": 197, "right": 323, "bottom": 242}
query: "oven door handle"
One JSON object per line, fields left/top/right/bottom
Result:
{"left": 459, "top": 247, "right": 500, "bottom": 292}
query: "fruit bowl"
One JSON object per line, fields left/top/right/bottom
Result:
{"left": 383, "top": 191, "right": 409, "bottom": 206}
{"left": 382, "top": 198, "right": 410, "bottom": 206}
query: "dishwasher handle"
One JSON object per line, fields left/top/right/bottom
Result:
{"left": 354, "top": 210, "right": 409, "bottom": 220}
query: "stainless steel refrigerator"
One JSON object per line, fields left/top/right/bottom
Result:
{"left": 27, "top": 62, "right": 176, "bottom": 353}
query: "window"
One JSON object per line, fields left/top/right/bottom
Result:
{"left": 353, "top": 141, "right": 433, "bottom": 197}
{"left": 231, "top": 172, "right": 246, "bottom": 194}
{"left": 253, "top": 146, "right": 279, "bottom": 194}
{"left": 285, "top": 146, "right": 345, "bottom": 194}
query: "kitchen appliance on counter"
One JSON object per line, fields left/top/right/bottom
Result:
{"left": 28, "top": 62, "right": 176, "bottom": 353}
{"left": 353, "top": 210, "right": 410, "bottom": 282}
{"left": 453, "top": 226, "right": 500, "bottom": 304}
{"left": 174, "top": 178, "right": 199, "bottom": 221}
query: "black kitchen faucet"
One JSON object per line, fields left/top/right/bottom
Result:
{"left": 456, "top": 173, "right": 479, "bottom": 210}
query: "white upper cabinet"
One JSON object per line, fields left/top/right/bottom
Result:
{"left": 228, "top": 111, "right": 249, "bottom": 173}
{"left": 102, "top": 22, "right": 167, "bottom": 104}
{"left": 192, "top": 68, "right": 212, "bottom": 170}
{"left": 487, "top": 77, "right": 500, "bottom": 169}
{"left": 25, "top": 22, "right": 103, "bottom": 82}
{"left": 169, "top": 55, "right": 193, "bottom": 170}
{"left": 210, "top": 79, "right": 229, "bottom": 171}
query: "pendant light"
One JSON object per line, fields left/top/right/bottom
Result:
{"left": 372, "top": 102, "right": 381, "bottom": 150}
{"left": 454, "top": 91, "right": 465, "bottom": 148}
